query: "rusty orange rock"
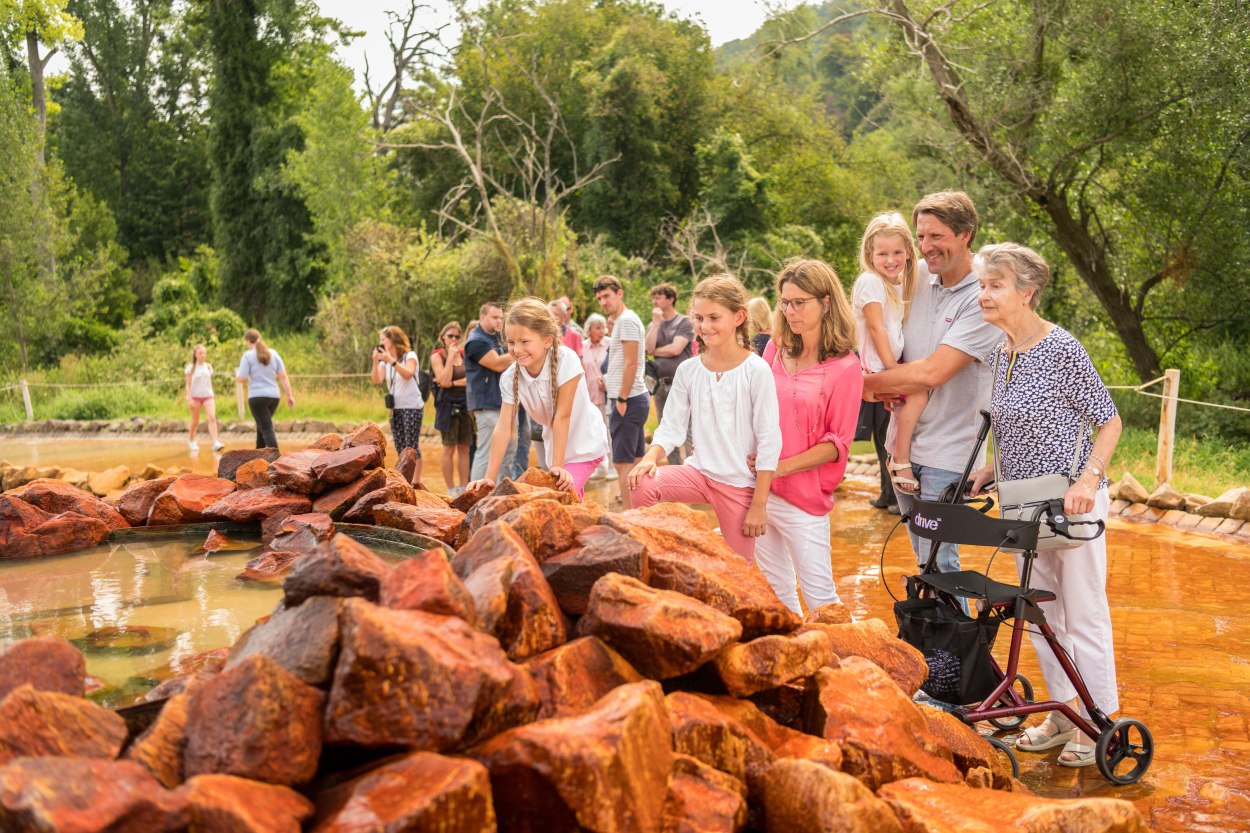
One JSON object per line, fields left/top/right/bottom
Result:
{"left": 307, "top": 433, "right": 344, "bottom": 451}
{"left": 341, "top": 480, "right": 418, "bottom": 524}
{"left": 372, "top": 495, "right": 465, "bottom": 545}
{"left": 521, "top": 636, "right": 645, "bottom": 720}
{"left": 763, "top": 758, "right": 904, "bottom": 833}
{"left": 309, "top": 752, "right": 496, "bottom": 833}
{"left": 496, "top": 498, "right": 581, "bottom": 560}
{"left": 8, "top": 478, "right": 128, "bottom": 529}
{"left": 577, "top": 573, "right": 742, "bottom": 680}
{"left": 0, "top": 637, "right": 85, "bottom": 701}
{"left": 217, "top": 448, "right": 281, "bottom": 481}
{"left": 380, "top": 551, "right": 477, "bottom": 625}
{"left": 616, "top": 503, "right": 743, "bottom": 563}
{"left": 236, "top": 550, "right": 303, "bottom": 584}
{"left": 311, "top": 444, "right": 385, "bottom": 487}
{"left": 268, "top": 449, "right": 326, "bottom": 495}
{"left": 148, "top": 473, "right": 238, "bottom": 525}
{"left": 802, "top": 659, "right": 961, "bottom": 790}
{"left": 877, "top": 777, "right": 1148, "bottom": 833}
{"left": 689, "top": 695, "right": 805, "bottom": 753}
{"left": 226, "top": 596, "right": 342, "bottom": 687}
{"left": 184, "top": 653, "right": 324, "bottom": 786}
{"left": 342, "top": 422, "right": 388, "bottom": 458}
{"left": 268, "top": 512, "right": 335, "bottom": 554}
{"left": 517, "top": 467, "right": 562, "bottom": 489}
{"left": 465, "top": 490, "right": 581, "bottom": 536}
{"left": 179, "top": 774, "right": 314, "bottom": 833}
{"left": 450, "top": 480, "right": 493, "bottom": 512}
{"left": 396, "top": 446, "right": 420, "bottom": 484}
{"left": 468, "top": 681, "right": 672, "bottom": 833}
{"left": 0, "top": 685, "right": 127, "bottom": 765}
{"left": 648, "top": 550, "right": 801, "bottom": 640}
{"left": 662, "top": 753, "right": 748, "bottom": 833}
{"left": 800, "top": 619, "right": 928, "bottom": 697}
{"left": 312, "top": 468, "right": 388, "bottom": 520}
{"left": 234, "top": 458, "right": 272, "bottom": 489}
{"left": 0, "top": 495, "right": 111, "bottom": 560}
{"left": 804, "top": 603, "right": 853, "bottom": 625}
{"left": 920, "top": 706, "right": 1012, "bottom": 786}
{"left": 325, "top": 600, "right": 539, "bottom": 752}
{"left": 114, "top": 475, "right": 178, "bottom": 526}
{"left": 665, "top": 691, "right": 774, "bottom": 804}
{"left": 452, "top": 521, "right": 569, "bottom": 660}
{"left": 205, "top": 485, "right": 312, "bottom": 523}
{"left": 127, "top": 689, "right": 196, "bottom": 788}
{"left": 712, "top": 630, "right": 834, "bottom": 698}
{"left": 542, "top": 524, "right": 649, "bottom": 616}
{"left": 283, "top": 533, "right": 391, "bottom": 605}
{"left": 0, "top": 757, "right": 191, "bottom": 832}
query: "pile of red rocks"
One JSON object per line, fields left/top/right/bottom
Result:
{"left": 0, "top": 468, "right": 1148, "bottom": 832}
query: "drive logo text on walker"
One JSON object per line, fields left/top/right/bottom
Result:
{"left": 912, "top": 513, "right": 940, "bottom": 532}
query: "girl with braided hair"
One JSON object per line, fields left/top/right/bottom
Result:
{"left": 467, "top": 298, "right": 608, "bottom": 498}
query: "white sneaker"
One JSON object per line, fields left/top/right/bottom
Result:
{"left": 448, "top": 486, "right": 464, "bottom": 498}
{"left": 212, "top": 441, "right": 225, "bottom": 451}
{"left": 605, "top": 468, "right": 619, "bottom": 481}
{"left": 188, "top": 441, "right": 199, "bottom": 453}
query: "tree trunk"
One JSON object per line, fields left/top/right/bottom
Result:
{"left": 25, "top": 32, "right": 46, "bottom": 166}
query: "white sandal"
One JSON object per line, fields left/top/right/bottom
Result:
{"left": 1057, "top": 738, "right": 1097, "bottom": 767}
{"left": 1015, "top": 712, "right": 1077, "bottom": 752}
{"left": 888, "top": 457, "right": 920, "bottom": 494}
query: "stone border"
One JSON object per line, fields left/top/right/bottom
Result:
{"left": 0, "top": 417, "right": 425, "bottom": 437}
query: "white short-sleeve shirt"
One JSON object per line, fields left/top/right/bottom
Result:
{"left": 379, "top": 351, "right": 423, "bottom": 410}
{"left": 501, "top": 345, "right": 609, "bottom": 467}
{"left": 852, "top": 271, "right": 904, "bottom": 373}
{"left": 604, "top": 309, "right": 648, "bottom": 398}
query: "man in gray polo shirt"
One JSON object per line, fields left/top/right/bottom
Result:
{"left": 862, "top": 191, "right": 1001, "bottom": 573}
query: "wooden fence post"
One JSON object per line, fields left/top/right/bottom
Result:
{"left": 19, "top": 379, "right": 33, "bottom": 421}
{"left": 1155, "top": 369, "right": 1180, "bottom": 486}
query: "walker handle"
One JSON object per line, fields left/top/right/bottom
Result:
{"left": 1036, "top": 498, "right": 1105, "bottom": 541}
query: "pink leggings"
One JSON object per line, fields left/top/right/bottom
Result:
{"left": 630, "top": 465, "right": 757, "bottom": 563}
{"left": 563, "top": 456, "right": 604, "bottom": 500}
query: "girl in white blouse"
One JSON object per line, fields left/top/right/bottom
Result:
{"left": 628, "top": 274, "right": 781, "bottom": 563}
{"left": 467, "top": 299, "right": 608, "bottom": 498}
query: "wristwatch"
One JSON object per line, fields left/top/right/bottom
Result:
{"left": 616, "top": 396, "right": 627, "bottom": 404}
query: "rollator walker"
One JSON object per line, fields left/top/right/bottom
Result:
{"left": 890, "top": 411, "right": 1154, "bottom": 785}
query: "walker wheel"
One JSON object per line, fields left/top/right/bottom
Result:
{"left": 988, "top": 674, "right": 1035, "bottom": 731}
{"left": 1095, "top": 718, "right": 1153, "bottom": 785}
{"left": 985, "top": 736, "right": 1019, "bottom": 779}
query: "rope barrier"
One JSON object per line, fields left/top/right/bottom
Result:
{"left": 1129, "top": 390, "right": 1250, "bottom": 414}
{"left": 12, "top": 373, "right": 373, "bottom": 389}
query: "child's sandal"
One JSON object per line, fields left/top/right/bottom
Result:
{"left": 887, "top": 458, "right": 920, "bottom": 494}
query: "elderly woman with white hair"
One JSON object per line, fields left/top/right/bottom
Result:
{"left": 582, "top": 312, "right": 614, "bottom": 480}
{"left": 966, "top": 242, "right": 1123, "bottom": 768}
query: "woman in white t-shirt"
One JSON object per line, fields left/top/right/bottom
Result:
{"left": 852, "top": 212, "right": 925, "bottom": 498}
{"left": 467, "top": 299, "right": 607, "bottom": 498}
{"left": 370, "top": 325, "right": 424, "bottom": 484}
{"left": 185, "top": 343, "right": 224, "bottom": 452}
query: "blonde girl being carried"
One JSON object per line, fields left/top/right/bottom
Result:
{"left": 852, "top": 212, "right": 925, "bottom": 494}
{"left": 466, "top": 299, "right": 607, "bottom": 498}
{"left": 628, "top": 274, "right": 781, "bottom": 563}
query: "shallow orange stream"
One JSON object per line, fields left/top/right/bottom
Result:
{"left": 4, "top": 435, "right": 1247, "bottom": 828}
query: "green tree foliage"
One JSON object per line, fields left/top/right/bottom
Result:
{"left": 52, "top": 0, "right": 211, "bottom": 266}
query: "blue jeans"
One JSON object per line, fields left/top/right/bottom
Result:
{"left": 470, "top": 409, "right": 519, "bottom": 481}
{"left": 895, "top": 462, "right": 963, "bottom": 574}
{"left": 509, "top": 411, "right": 531, "bottom": 480}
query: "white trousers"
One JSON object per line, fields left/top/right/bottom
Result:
{"left": 754, "top": 493, "right": 840, "bottom": 615}
{"left": 1014, "top": 487, "right": 1119, "bottom": 716}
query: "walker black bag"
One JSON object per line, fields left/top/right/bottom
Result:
{"left": 894, "top": 597, "right": 1000, "bottom": 705}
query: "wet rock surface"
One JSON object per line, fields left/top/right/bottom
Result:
{"left": 0, "top": 757, "right": 191, "bottom": 832}
{"left": 310, "top": 752, "right": 496, "bottom": 833}
{"left": 179, "top": 773, "right": 315, "bottom": 833}
{"left": 543, "top": 524, "right": 649, "bottom": 616}
{"left": 218, "top": 447, "right": 281, "bottom": 481}
{"left": 0, "top": 495, "right": 111, "bottom": 559}
{"left": 763, "top": 758, "right": 904, "bottom": 833}
{"left": 800, "top": 619, "right": 928, "bottom": 696}
{"left": 468, "top": 681, "right": 673, "bottom": 833}
{"left": 648, "top": 549, "right": 801, "bottom": 640}
{"left": 372, "top": 493, "right": 464, "bottom": 545}
{"left": 205, "top": 484, "right": 312, "bottom": 522}
{"left": 577, "top": 573, "right": 743, "bottom": 679}
{"left": 0, "top": 636, "right": 86, "bottom": 701}
{"left": 236, "top": 550, "right": 303, "bottom": 584}
{"left": 113, "top": 475, "right": 178, "bottom": 526}
{"left": 267, "top": 511, "right": 335, "bottom": 554}
{"left": 522, "top": 637, "right": 645, "bottom": 720}
{"left": 325, "top": 600, "right": 539, "bottom": 752}
{"left": 310, "top": 444, "right": 385, "bottom": 486}
{"left": 0, "top": 685, "right": 127, "bottom": 764}
{"left": 226, "top": 595, "right": 342, "bottom": 686}
{"left": 713, "top": 630, "right": 833, "bottom": 698}
{"left": 380, "top": 550, "right": 477, "bottom": 623}
{"left": 6, "top": 478, "right": 128, "bottom": 529}
{"left": 147, "top": 473, "right": 237, "bottom": 525}
{"left": 662, "top": 753, "right": 749, "bottom": 833}
{"left": 283, "top": 533, "right": 391, "bottom": 605}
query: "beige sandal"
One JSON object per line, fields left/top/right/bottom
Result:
{"left": 1015, "top": 712, "right": 1077, "bottom": 752}
{"left": 888, "top": 457, "right": 920, "bottom": 494}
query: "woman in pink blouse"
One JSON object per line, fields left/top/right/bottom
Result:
{"left": 752, "top": 259, "right": 864, "bottom": 613}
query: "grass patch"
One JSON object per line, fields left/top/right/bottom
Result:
{"left": 1111, "top": 425, "right": 1250, "bottom": 497}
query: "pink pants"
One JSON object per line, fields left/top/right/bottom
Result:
{"left": 563, "top": 456, "right": 604, "bottom": 500}
{"left": 630, "top": 464, "right": 757, "bottom": 562}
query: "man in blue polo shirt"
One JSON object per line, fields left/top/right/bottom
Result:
{"left": 862, "top": 191, "right": 1001, "bottom": 574}
{"left": 465, "top": 302, "right": 517, "bottom": 481}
